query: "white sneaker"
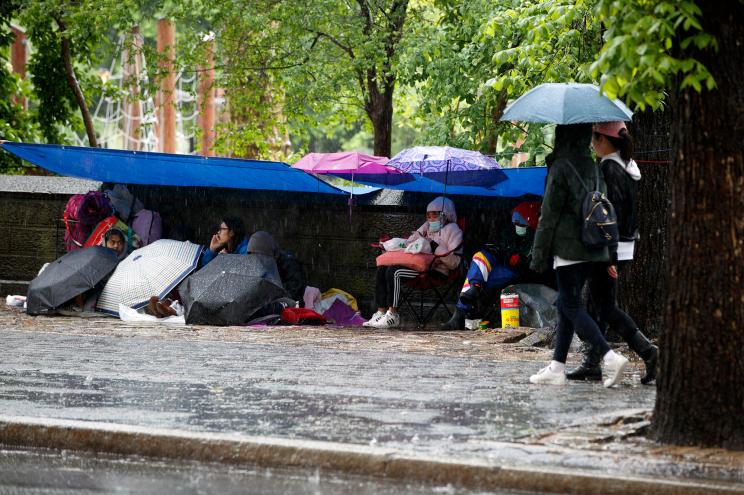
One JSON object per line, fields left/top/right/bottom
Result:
{"left": 603, "top": 351, "right": 629, "bottom": 388}
{"left": 372, "top": 310, "right": 401, "bottom": 329}
{"left": 363, "top": 311, "right": 386, "bottom": 327}
{"left": 529, "top": 364, "right": 567, "bottom": 385}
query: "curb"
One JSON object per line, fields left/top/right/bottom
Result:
{"left": 1, "top": 416, "right": 742, "bottom": 495}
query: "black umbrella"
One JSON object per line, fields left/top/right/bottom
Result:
{"left": 180, "top": 254, "right": 289, "bottom": 326}
{"left": 27, "top": 246, "right": 119, "bottom": 315}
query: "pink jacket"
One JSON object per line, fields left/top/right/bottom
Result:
{"left": 408, "top": 221, "right": 463, "bottom": 274}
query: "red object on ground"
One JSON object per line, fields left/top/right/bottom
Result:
{"left": 281, "top": 307, "right": 327, "bottom": 325}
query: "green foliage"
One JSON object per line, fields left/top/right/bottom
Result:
{"left": 170, "top": 0, "right": 413, "bottom": 159}
{"left": 18, "top": 0, "right": 138, "bottom": 144}
{"left": 590, "top": 0, "right": 717, "bottom": 109}
{"left": 399, "top": 0, "right": 603, "bottom": 160}
{"left": 0, "top": 0, "right": 41, "bottom": 173}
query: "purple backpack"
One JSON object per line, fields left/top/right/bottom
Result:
{"left": 131, "top": 209, "right": 162, "bottom": 246}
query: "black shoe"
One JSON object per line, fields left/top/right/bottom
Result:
{"left": 440, "top": 307, "right": 466, "bottom": 331}
{"left": 566, "top": 362, "right": 603, "bottom": 381}
{"left": 566, "top": 343, "right": 603, "bottom": 381}
{"left": 459, "top": 285, "right": 483, "bottom": 306}
{"left": 628, "top": 330, "right": 658, "bottom": 385}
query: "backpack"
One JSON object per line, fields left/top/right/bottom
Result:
{"left": 564, "top": 161, "right": 619, "bottom": 249}
{"left": 131, "top": 209, "right": 163, "bottom": 246}
{"left": 63, "top": 191, "right": 113, "bottom": 251}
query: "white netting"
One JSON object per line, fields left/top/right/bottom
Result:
{"left": 71, "top": 32, "right": 198, "bottom": 154}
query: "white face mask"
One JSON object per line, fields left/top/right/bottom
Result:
{"left": 515, "top": 224, "right": 528, "bottom": 236}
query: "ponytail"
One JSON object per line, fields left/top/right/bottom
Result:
{"left": 606, "top": 128, "right": 634, "bottom": 163}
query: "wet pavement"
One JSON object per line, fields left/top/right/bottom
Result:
{"left": 1, "top": 306, "right": 743, "bottom": 494}
{"left": 1, "top": 446, "right": 528, "bottom": 495}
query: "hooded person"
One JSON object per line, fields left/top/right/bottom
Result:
{"left": 248, "top": 231, "right": 307, "bottom": 303}
{"left": 365, "top": 196, "right": 463, "bottom": 329}
{"left": 440, "top": 201, "right": 542, "bottom": 331}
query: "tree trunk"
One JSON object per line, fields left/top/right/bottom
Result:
{"left": 618, "top": 108, "right": 671, "bottom": 338}
{"left": 367, "top": 83, "right": 394, "bottom": 158}
{"left": 652, "top": 4, "right": 744, "bottom": 449}
{"left": 56, "top": 19, "right": 97, "bottom": 148}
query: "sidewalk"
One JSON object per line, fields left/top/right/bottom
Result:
{"left": 1, "top": 305, "right": 742, "bottom": 494}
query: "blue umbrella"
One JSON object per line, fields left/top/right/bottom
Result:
{"left": 500, "top": 83, "right": 633, "bottom": 124}
{"left": 387, "top": 146, "right": 507, "bottom": 188}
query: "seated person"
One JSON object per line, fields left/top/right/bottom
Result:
{"left": 364, "top": 196, "right": 463, "bottom": 329}
{"left": 104, "top": 228, "right": 127, "bottom": 259}
{"left": 200, "top": 216, "right": 249, "bottom": 266}
{"left": 441, "top": 201, "right": 541, "bottom": 330}
{"left": 247, "top": 231, "right": 307, "bottom": 304}
{"left": 69, "top": 227, "right": 126, "bottom": 311}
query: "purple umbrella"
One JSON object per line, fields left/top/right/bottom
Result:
{"left": 387, "top": 146, "right": 507, "bottom": 187}
{"left": 292, "top": 151, "right": 413, "bottom": 186}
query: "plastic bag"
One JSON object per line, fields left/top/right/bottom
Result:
{"left": 118, "top": 304, "right": 185, "bottom": 325}
{"left": 503, "top": 283, "right": 559, "bottom": 329}
{"left": 381, "top": 237, "right": 408, "bottom": 252}
{"left": 404, "top": 237, "right": 432, "bottom": 254}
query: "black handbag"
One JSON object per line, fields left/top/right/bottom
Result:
{"left": 565, "top": 160, "right": 619, "bottom": 249}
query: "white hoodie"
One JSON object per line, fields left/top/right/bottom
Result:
{"left": 603, "top": 151, "right": 641, "bottom": 261}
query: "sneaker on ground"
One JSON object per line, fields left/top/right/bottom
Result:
{"left": 529, "top": 365, "right": 567, "bottom": 385}
{"left": 363, "top": 311, "right": 386, "bottom": 327}
{"left": 603, "top": 352, "right": 629, "bottom": 388}
{"left": 372, "top": 310, "right": 401, "bottom": 329}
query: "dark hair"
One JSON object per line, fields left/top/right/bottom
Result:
{"left": 604, "top": 128, "right": 634, "bottom": 163}
{"left": 546, "top": 124, "right": 593, "bottom": 167}
{"left": 221, "top": 216, "right": 246, "bottom": 252}
{"left": 104, "top": 228, "right": 125, "bottom": 243}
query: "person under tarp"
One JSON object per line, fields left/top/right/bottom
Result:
{"left": 441, "top": 201, "right": 546, "bottom": 330}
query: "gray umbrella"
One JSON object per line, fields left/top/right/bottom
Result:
{"left": 500, "top": 83, "right": 633, "bottom": 124}
{"left": 27, "top": 246, "right": 119, "bottom": 315}
{"left": 180, "top": 254, "right": 289, "bottom": 326}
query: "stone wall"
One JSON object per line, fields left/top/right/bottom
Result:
{"left": 1, "top": 176, "right": 530, "bottom": 317}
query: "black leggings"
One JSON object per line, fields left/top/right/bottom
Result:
{"left": 375, "top": 265, "right": 420, "bottom": 309}
{"left": 588, "top": 262, "right": 639, "bottom": 341}
{"left": 553, "top": 263, "right": 611, "bottom": 363}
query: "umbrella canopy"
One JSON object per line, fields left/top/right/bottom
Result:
{"left": 180, "top": 254, "right": 289, "bottom": 326}
{"left": 293, "top": 151, "right": 412, "bottom": 186}
{"left": 96, "top": 239, "right": 203, "bottom": 316}
{"left": 387, "top": 146, "right": 507, "bottom": 187}
{"left": 27, "top": 246, "right": 119, "bottom": 315}
{"left": 500, "top": 83, "right": 633, "bottom": 124}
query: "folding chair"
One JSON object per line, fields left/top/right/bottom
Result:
{"left": 399, "top": 218, "right": 466, "bottom": 328}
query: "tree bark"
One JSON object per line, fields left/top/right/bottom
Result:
{"left": 56, "top": 19, "right": 97, "bottom": 148}
{"left": 618, "top": 108, "right": 671, "bottom": 338}
{"left": 357, "top": 0, "right": 407, "bottom": 158}
{"left": 652, "top": 4, "right": 744, "bottom": 449}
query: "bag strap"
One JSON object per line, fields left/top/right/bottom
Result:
{"left": 563, "top": 159, "right": 598, "bottom": 193}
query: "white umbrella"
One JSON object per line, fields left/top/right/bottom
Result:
{"left": 96, "top": 239, "right": 203, "bottom": 316}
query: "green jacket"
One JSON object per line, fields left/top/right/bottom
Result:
{"left": 530, "top": 155, "right": 611, "bottom": 272}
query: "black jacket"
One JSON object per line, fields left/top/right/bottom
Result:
{"left": 530, "top": 154, "right": 611, "bottom": 272}
{"left": 600, "top": 158, "right": 639, "bottom": 241}
{"left": 277, "top": 251, "right": 307, "bottom": 302}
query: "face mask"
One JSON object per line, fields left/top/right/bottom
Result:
{"left": 428, "top": 220, "right": 442, "bottom": 233}
{"left": 515, "top": 224, "right": 528, "bottom": 236}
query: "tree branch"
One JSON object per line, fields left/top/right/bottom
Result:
{"left": 55, "top": 17, "right": 97, "bottom": 147}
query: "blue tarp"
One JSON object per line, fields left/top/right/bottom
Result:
{"left": 351, "top": 168, "right": 546, "bottom": 197}
{"left": 0, "top": 142, "right": 345, "bottom": 195}
{"left": 1, "top": 142, "right": 546, "bottom": 197}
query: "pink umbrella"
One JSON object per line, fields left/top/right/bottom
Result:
{"left": 293, "top": 151, "right": 413, "bottom": 186}
{"left": 293, "top": 151, "right": 389, "bottom": 172}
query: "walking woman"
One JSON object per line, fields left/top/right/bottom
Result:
{"left": 529, "top": 123, "right": 629, "bottom": 387}
{"left": 566, "top": 121, "right": 658, "bottom": 384}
